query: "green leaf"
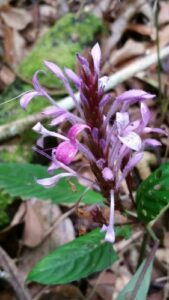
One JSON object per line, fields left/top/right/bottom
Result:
{"left": 117, "top": 259, "right": 153, "bottom": 300}
{"left": 0, "top": 163, "right": 103, "bottom": 204}
{"left": 28, "top": 228, "right": 120, "bottom": 285}
{"left": 136, "top": 163, "right": 169, "bottom": 223}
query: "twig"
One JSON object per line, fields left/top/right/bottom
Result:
{"left": 114, "top": 230, "right": 143, "bottom": 253}
{"left": 86, "top": 270, "right": 106, "bottom": 300}
{"left": 154, "top": 0, "right": 162, "bottom": 102}
{"left": 41, "top": 206, "right": 75, "bottom": 243}
{"left": 0, "top": 246, "right": 31, "bottom": 300}
{"left": 1, "top": 45, "right": 169, "bottom": 142}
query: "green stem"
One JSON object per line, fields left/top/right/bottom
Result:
{"left": 137, "top": 231, "right": 149, "bottom": 268}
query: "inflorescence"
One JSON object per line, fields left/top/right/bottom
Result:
{"left": 20, "top": 43, "right": 166, "bottom": 243}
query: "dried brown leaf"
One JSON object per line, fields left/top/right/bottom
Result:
{"left": 1, "top": 7, "right": 32, "bottom": 30}
{"left": 159, "top": 2, "right": 169, "bottom": 26}
{"left": 17, "top": 200, "right": 75, "bottom": 280}
{"left": 0, "top": 65, "right": 15, "bottom": 87}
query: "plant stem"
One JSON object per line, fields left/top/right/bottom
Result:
{"left": 129, "top": 238, "right": 159, "bottom": 300}
{"left": 137, "top": 231, "right": 149, "bottom": 268}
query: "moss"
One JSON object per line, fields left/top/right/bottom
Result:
{"left": 19, "top": 13, "right": 102, "bottom": 88}
{"left": 0, "top": 191, "right": 13, "bottom": 229}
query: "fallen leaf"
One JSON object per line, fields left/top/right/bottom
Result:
{"left": 126, "top": 23, "right": 155, "bottom": 39}
{"left": 39, "top": 5, "right": 57, "bottom": 23}
{"left": 159, "top": 2, "right": 169, "bottom": 26}
{"left": 17, "top": 199, "right": 75, "bottom": 279}
{"left": 13, "top": 30, "right": 26, "bottom": 65}
{"left": 11, "top": 201, "right": 44, "bottom": 248}
{"left": 156, "top": 249, "right": 169, "bottom": 264}
{"left": 103, "top": 39, "right": 145, "bottom": 72}
{"left": 1, "top": 7, "right": 32, "bottom": 30}
{"left": 0, "top": 65, "right": 15, "bottom": 87}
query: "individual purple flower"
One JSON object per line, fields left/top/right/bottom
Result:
{"left": 20, "top": 43, "right": 167, "bottom": 244}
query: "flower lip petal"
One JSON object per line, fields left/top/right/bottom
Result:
{"left": 53, "top": 141, "right": 78, "bottom": 165}
{"left": 68, "top": 124, "right": 90, "bottom": 141}
{"left": 116, "top": 89, "right": 155, "bottom": 103}
{"left": 20, "top": 91, "right": 39, "bottom": 109}
{"left": 119, "top": 132, "right": 142, "bottom": 151}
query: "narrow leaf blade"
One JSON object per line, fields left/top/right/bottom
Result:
{"left": 117, "top": 259, "right": 153, "bottom": 300}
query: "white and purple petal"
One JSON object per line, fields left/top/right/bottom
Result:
{"left": 119, "top": 132, "right": 142, "bottom": 151}
{"left": 36, "top": 172, "right": 73, "bottom": 188}
{"left": 116, "top": 112, "right": 130, "bottom": 134}
{"left": 33, "top": 122, "right": 67, "bottom": 140}
{"left": 91, "top": 43, "right": 101, "bottom": 74}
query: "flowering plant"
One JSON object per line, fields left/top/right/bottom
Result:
{"left": 20, "top": 43, "right": 166, "bottom": 245}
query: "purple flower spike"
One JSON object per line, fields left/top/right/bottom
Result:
{"left": 20, "top": 42, "right": 166, "bottom": 244}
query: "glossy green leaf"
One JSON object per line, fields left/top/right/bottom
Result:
{"left": 136, "top": 163, "right": 169, "bottom": 223}
{"left": 117, "top": 259, "right": 153, "bottom": 300}
{"left": 0, "top": 163, "right": 103, "bottom": 204}
{"left": 28, "top": 229, "right": 119, "bottom": 284}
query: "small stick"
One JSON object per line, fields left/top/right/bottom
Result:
{"left": 0, "top": 246, "right": 31, "bottom": 300}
